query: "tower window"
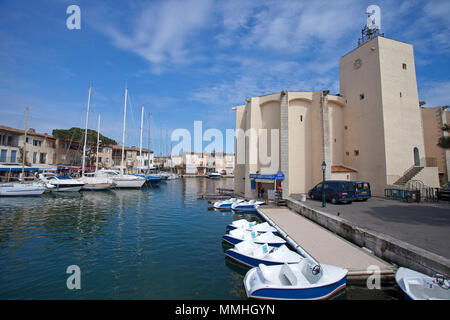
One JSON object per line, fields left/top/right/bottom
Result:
{"left": 360, "top": 94, "right": 365, "bottom": 100}
{"left": 345, "top": 125, "right": 348, "bottom": 130}
{"left": 354, "top": 150, "right": 359, "bottom": 156}
{"left": 300, "top": 115, "right": 303, "bottom": 122}
{"left": 402, "top": 63, "right": 407, "bottom": 70}
{"left": 346, "top": 152, "right": 349, "bottom": 156}
{"left": 400, "top": 92, "right": 402, "bottom": 97}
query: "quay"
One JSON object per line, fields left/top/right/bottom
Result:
{"left": 257, "top": 207, "right": 396, "bottom": 282}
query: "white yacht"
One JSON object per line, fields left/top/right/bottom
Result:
{"left": 38, "top": 173, "right": 85, "bottom": 192}
{"left": 81, "top": 173, "right": 115, "bottom": 191}
{"left": 97, "top": 169, "right": 145, "bottom": 189}
{"left": 0, "top": 182, "right": 46, "bottom": 197}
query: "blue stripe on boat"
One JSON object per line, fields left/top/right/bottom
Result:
{"left": 248, "top": 276, "right": 347, "bottom": 300}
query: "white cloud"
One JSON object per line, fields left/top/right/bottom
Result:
{"left": 95, "top": 0, "right": 213, "bottom": 70}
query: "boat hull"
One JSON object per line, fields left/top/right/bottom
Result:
{"left": 0, "top": 184, "right": 46, "bottom": 197}
{"left": 225, "top": 248, "right": 299, "bottom": 269}
{"left": 113, "top": 179, "right": 145, "bottom": 188}
{"left": 48, "top": 184, "right": 84, "bottom": 192}
{"left": 244, "top": 268, "right": 347, "bottom": 300}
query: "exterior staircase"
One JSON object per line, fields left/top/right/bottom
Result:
{"left": 393, "top": 166, "right": 424, "bottom": 186}
{"left": 274, "top": 191, "right": 286, "bottom": 206}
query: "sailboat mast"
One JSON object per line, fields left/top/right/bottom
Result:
{"left": 121, "top": 87, "right": 128, "bottom": 176}
{"left": 148, "top": 112, "right": 151, "bottom": 170}
{"left": 21, "top": 107, "right": 29, "bottom": 183}
{"left": 95, "top": 113, "right": 100, "bottom": 173}
{"left": 82, "top": 84, "right": 92, "bottom": 177}
{"left": 139, "top": 104, "right": 144, "bottom": 172}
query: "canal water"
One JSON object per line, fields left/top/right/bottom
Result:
{"left": 0, "top": 178, "right": 403, "bottom": 299}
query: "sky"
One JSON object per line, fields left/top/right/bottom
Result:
{"left": 0, "top": 0, "right": 449, "bottom": 154}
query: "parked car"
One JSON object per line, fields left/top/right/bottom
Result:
{"left": 308, "top": 180, "right": 356, "bottom": 204}
{"left": 353, "top": 181, "right": 371, "bottom": 201}
{"left": 436, "top": 183, "right": 450, "bottom": 200}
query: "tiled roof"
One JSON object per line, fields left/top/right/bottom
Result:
{"left": 0, "top": 125, "right": 55, "bottom": 139}
{"left": 331, "top": 165, "right": 357, "bottom": 173}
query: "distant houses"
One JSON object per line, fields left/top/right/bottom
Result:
{"left": 0, "top": 124, "right": 235, "bottom": 181}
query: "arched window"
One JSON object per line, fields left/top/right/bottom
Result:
{"left": 413, "top": 147, "right": 420, "bottom": 166}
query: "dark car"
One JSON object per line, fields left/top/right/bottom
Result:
{"left": 308, "top": 180, "right": 356, "bottom": 204}
{"left": 353, "top": 181, "right": 371, "bottom": 201}
{"left": 437, "top": 183, "right": 450, "bottom": 200}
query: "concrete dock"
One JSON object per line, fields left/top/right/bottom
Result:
{"left": 258, "top": 207, "right": 396, "bottom": 281}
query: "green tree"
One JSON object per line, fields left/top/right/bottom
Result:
{"left": 438, "top": 123, "right": 450, "bottom": 149}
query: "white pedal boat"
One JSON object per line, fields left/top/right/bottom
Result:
{"left": 226, "top": 219, "right": 277, "bottom": 234}
{"left": 225, "top": 240, "right": 302, "bottom": 268}
{"left": 244, "top": 261, "right": 348, "bottom": 300}
{"left": 214, "top": 198, "right": 244, "bottom": 209}
{"left": 222, "top": 228, "right": 286, "bottom": 247}
{"left": 395, "top": 267, "right": 450, "bottom": 300}
{"left": 231, "top": 200, "right": 265, "bottom": 212}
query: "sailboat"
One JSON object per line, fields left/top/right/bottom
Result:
{"left": 97, "top": 87, "right": 145, "bottom": 189}
{"left": 79, "top": 85, "right": 115, "bottom": 191}
{"left": 0, "top": 107, "right": 46, "bottom": 197}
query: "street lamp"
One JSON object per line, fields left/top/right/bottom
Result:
{"left": 321, "top": 161, "right": 326, "bottom": 207}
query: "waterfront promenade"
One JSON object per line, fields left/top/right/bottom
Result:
{"left": 291, "top": 196, "right": 450, "bottom": 259}
{"left": 259, "top": 207, "right": 395, "bottom": 280}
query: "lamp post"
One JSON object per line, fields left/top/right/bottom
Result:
{"left": 321, "top": 161, "right": 326, "bottom": 208}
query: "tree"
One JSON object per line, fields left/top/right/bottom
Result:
{"left": 438, "top": 123, "right": 450, "bottom": 149}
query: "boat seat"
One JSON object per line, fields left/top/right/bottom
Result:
{"left": 282, "top": 263, "right": 298, "bottom": 286}
{"left": 257, "top": 264, "right": 274, "bottom": 284}
{"left": 255, "top": 243, "right": 270, "bottom": 258}
{"left": 300, "top": 259, "right": 323, "bottom": 284}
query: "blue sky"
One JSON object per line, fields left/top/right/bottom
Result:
{"left": 1, "top": 0, "right": 449, "bottom": 154}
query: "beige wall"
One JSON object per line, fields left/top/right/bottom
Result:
{"left": 421, "top": 107, "right": 447, "bottom": 176}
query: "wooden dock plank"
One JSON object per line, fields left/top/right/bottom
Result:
{"left": 259, "top": 208, "right": 395, "bottom": 277}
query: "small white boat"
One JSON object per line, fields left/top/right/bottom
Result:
{"left": 395, "top": 267, "right": 450, "bottom": 300}
{"left": 97, "top": 169, "right": 145, "bottom": 188}
{"left": 244, "top": 262, "right": 348, "bottom": 300}
{"left": 208, "top": 171, "right": 221, "bottom": 178}
{"left": 39, "top": 173, "right": 85, "bottom": 192}
{"left": 225, "top": 240, "right": 302, "bottom": 268}
{"left": 231, "top": 200, "right": 265, "bottom": 212}
{"left": 81, "top": 173, "right": 114, "bottom": 191}
{"left": 0, "top": 182, "right": 46, "bottom": 197}
{"left": 226, "top": 219, "right": 277, "bottom": 234}
{"left": 222, "top": 228, "right": 286, "bottom": 247}
{"left": 214, "top": 198, "right": 244, "bottom": 209}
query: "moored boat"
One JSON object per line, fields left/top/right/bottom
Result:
{"left": 395, "top": 267, "right": 450, "bottom": 300}
{"left": 226, "top": 219, "right": 277, "bottom": 234}
{"left": 214, "top": 198, "right": 244, "bottom": 209}
{"left": 244, "top": 262, "right": 348, "bottom": 300}
{"left": 208, "top": 171, "right": 221, "bottom": 178}
{"left": 0, "top": 182, "right": 47, "bottom": 197}
{"left": 231, "top": 200, "right": 265, "bottom": 212}
{"left": 225, "top": 240, "right": 302, "bottom": 268}
{"left": 97, "top": 169, "right": 145, "bottom": 188}
{"left": 222, "top": 228, "right": 286, "bottom": 247}
{"left": 39, "top": 173, "right": 85, "bottom": 192}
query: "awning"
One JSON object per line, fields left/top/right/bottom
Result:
{"left": 249, "top": 171, "right": 285, "bottom": 180}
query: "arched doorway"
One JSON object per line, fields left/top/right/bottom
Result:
{"left": 413, "top": 147, "right": 420, "bottom": 166}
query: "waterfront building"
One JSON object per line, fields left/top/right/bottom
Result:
{"left": 421, "top": 106, "right": 450, "bottom": 183}
{"left": 234, "top": 35, "right": 440, "bottom": 198}
{"left": 182, "top": 152, "right": 234, "bottom": 176}
{"left": 110, "top": 145, "right": 153, "bottom": 173}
